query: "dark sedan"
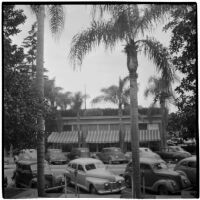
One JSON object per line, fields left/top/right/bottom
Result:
{"left": 96, "top": 147, "right": 128, "bottom": 164}
{"left": 124, "top": 158, "right": 191, "bottom": 195}
{"left": 174, "top": 156, "right": 197, "bottom": 187}
{"left": 156, "top": 146, "right": 191, "bottom": 162}
{"left": 13, "top": 160, "right": 64, "bottom": 192}
{"left": 46, "top": 151, "right": 68, "bottom": 165}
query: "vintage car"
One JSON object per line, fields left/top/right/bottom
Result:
{"left": 125, "top": 148, "right": 163, "bottom": 161}
{"left": 156, "top": 146, "right": 191, "bottom": 162}
{"left": 174, "top": 156, "right": 197, "bottom": 187}
{"left": 67, "top": 148, "right": 90, "bottom": 161}
{"left": 64, "top": 158, "right": 126, "bottom": 194}
{"left": 46, "top": 151, "right": 68, "bottom": 165}
{"left": 124, "top": 158, "right": 191, "bottom": 195}
{"left": 13, "top": 160, "right": 64, "bottom": 192}
{"left": 96, "top": 147, "right": 128, "bottom": 164}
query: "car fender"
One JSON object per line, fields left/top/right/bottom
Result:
{"left": 85, "top": 177, "right": 107, "bottom": 190}
{"left": 152, "top": 179, "right": 174, "bottom": 193}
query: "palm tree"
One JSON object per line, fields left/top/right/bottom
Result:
{"left": 56, "top": 91, "right": 72, "bottom": 111}
{"left": 69, "top": 4, "right": 174, "bottom": 198}
{"left": 71, "top": 92, "right": 89, "bottom": 147}
{"left": 91, "top": 76, "right": 129, "bottom": 151}
{"left": 144, "top": 76, "right": 176, "bottom": 149}
{"left": 30, "top": 5, "right": 65, "bottom": 197}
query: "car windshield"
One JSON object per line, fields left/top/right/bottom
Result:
{"left": 106, "top": 148, "right": 121, "bottom": 153}
{"left": 152, "top": 162, "right": 168, "bottom": 170}
{"left": 85, "top": 162, "right": 105, "bottom": 171}
{"left": 51, "top": 153, "right": 65, "bottom": 159}
{"left": 173, "top": 146, "right": 184, "bottom": 151}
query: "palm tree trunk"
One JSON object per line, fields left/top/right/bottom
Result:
{"left": 126, "top": 41, "right": 141, "bottom": 198}
{"left": 119, "top": 104, "right": 124, "bottom": 152}
{"left": 77, "top": 112, "right": 81, "bottom": 147}
{"left": 161, "top": 102, "right": 167, "bottom": 148}
{"left": 36, "top": 5, "right": 45, "bottom": 197}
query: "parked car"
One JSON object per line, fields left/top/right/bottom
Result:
{"left": 64, "top": 158, "right": 126, "bottom": 194}
{"left": 96, "top": 147, "right": 128, "bottom": 164}
{"left": 124, "top": 158, "right": 191, "bottom": 195}
{"left": 125, "top": 148, "right": 163, "bottom": 161}
{"left": 46, "top": 151, "right": 68, "bottom": 165}
{"left": 12, "top": 160, "right": 64, "bottom": 192}
{"left": 156, "top": 146, "right": 191, "bottom": 162}
{"left": 174, "top": 156, "right": 197, "bottom": 187}
{"left": 4, "top": 176, "right": 8, "bottom": 188}
{"left": 67, "top": 148, "right": 90, "bottom": 160}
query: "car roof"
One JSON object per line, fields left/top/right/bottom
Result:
{"left": 103, "top": 147, "right": 120, "bottom": 150}
{"left": 70, "top": 158, "right": 103, "bottom": 165}
{"left": 179, "top": 156, "right": 196, "bottom": 163}
{"left": 129, "top": 157, "right": 163, "bottom": 164}
{"left": 17, "top": 160, "right": 37, "bottom": 165}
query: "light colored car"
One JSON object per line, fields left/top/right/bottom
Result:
{"left": 174, "top": 156, "right": 197, "bottom": 187}
{"left": 64, "top": 158, "right": 126, "bottom": 194}
{"left": 125, "top": 147, "right": 163, "bottom": 161}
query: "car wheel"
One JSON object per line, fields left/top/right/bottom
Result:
{"left": 125, "top": 176, "right": 132, "bottom": 188}
{"left": 108, "top": 158, "right": 112, "bottom": 164}
{"left": 90, "top": 185, "right": 97, "bottom": 194}
{"left": 158, "top": 185, "right": 169, "bottom": 195}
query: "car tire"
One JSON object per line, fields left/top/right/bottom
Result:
{"left": 90, "top": 185, "right": 97, "bottom": 194}
{"left": 124, "top": 176, "right": 132, "bottom": 188}
{"left": 108, "top": 158, "right": 112, "bottom": 165}
{"left": 158, "top": 185, "right": 169, "bottom": 195}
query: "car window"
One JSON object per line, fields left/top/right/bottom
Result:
{"left": 188, "top": 161, "right": 196, "bottom": 168}
{"left": 72, "top": 163, "right": 77, "bottom": 169}
{"left": 85, "top": 163, "right": 96, "bottom": 171}
{"left": 180, "top": 161, "right": 188, "bottom": 167}
{"left": 78, "top": 164, "right": 84, "bottom": 171}
{"left": 140, "top": 164, "right": 151, "bottom": 170}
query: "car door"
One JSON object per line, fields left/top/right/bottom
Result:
{"left": 20, "top": 164, "right": 33, "bottom": 186}
{"left": 77, "top": 164, "right": 86, "bottom": 189}
{"left": 140, "top": 163, "right": 155, "bottom": 188}
{"left": 187, "top": 161, "right": 196, "bottom": 185}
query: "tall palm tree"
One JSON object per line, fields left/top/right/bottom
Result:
{"left": 69, "top": 4, "right": 174, "bottom": 198}
{"left": 30, "top": 5, "right": 65, "bottom": 197}
{"left": 91, "top": 76, "right": 129, "bottom": 151}
{"left": 71, "top": 92, "right": 89, "bottom": 147}
{"left": 144, "top": 76, "right": 176, "bottom": 149}
{"left": 56, "top": 91, "right": 72, "bottom": 111}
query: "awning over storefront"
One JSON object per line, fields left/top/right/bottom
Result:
{"left": 47, "top": 131, "right": 79, "bottom": 144}
{"left": 124, "top": 129, "right": 160, "bottom": 142}
{"left": 86, "top": 130, "right": 119, "bottom": 143}
{"left": 47, "top": 129, "right": 160, "bottom": 144}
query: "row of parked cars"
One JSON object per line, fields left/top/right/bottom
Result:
{"left": 11, "top": 146, "right": 197, "bottom": 195}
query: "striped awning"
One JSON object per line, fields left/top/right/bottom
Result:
{"left": 47, "top": 131, "right": 79, "bottom": 144}
{"left": 125, "top": 129, "right": 160, "bottom": 142}
{"left": 86, "top": 130, "right": 119, "bottom": 143}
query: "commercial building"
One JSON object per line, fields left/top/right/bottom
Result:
{"left": 47, "top": 109, "right": 162, "bottom": 152}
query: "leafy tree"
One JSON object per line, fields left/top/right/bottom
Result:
{"left": 30, "top": 5, "right": 65, "bottom": 196}
{"left": 91, "top": 76, "right": 129, "bottom": 151}
{"left": 56, "top": 91, "right": 72, "bottom": 111}
{"left": 69, "top": 4, "right": 173, "bottom": 198}
{"left": 144, "top": 76, "right": 175, "bottom": 148}
{"left": 164, "top": 4, "right": 197, "bottom": 138}
{"left": 3, "top": 5, "right": 39, "bottom": 151}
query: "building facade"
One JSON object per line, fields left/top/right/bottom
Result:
{"left": 47, "top": 112, "right": 162, "bottom": 152}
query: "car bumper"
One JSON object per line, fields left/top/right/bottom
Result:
{"left": 98, "top": 186, "right": 126, "bottom": 194}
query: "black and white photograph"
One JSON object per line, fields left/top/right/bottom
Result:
{"left": 3, "top": 2, "right": 198, "bottom": 199}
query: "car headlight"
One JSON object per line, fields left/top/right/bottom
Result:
{"left": 104, "top": 182, "right": 110, "bottom": 190}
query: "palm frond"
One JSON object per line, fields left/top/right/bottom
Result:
{"left": 136, "top": 4, "right": 174, "bottom": 35}
{"left": 47, "top": 5, "right": 65, "bottom": 38}
{"left": 69, "top": 18, "right": 130, "bottom": 67}
{"left": 138, "top": 37, "right": 174, "bottom": 82}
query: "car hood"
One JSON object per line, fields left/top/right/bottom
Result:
{"left": 86, "top": 168, "right": 117, "bottom": 181}
{"left": 155, "top": 169, "right": 180, "bottom": 177}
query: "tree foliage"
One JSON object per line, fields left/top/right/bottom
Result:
{"left": 165, "top": 4, "right": 197, "bottom": 138}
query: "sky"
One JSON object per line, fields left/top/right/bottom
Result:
{"left": 12, "top": 4, "right": 179, "bottom": 112}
